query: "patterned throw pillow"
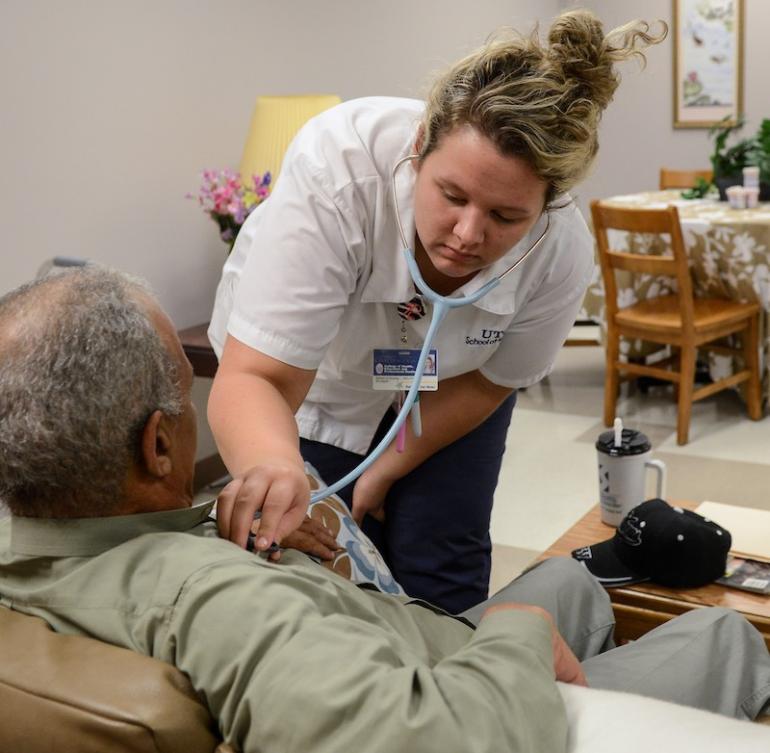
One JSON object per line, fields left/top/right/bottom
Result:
{"left": 305, "top": 463, "right": 405, "bottom": 595}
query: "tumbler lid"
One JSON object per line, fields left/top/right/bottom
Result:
{"left": 596, "top": 428, "right": 651, "bottom": 456}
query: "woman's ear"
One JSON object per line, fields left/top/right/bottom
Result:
{"left": 139, "top": 409, "right": 173, "bottom": 478}
{"left": 413, "top": 123, "right": 425, "bottom": 159}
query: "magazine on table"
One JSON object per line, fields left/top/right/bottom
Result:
{"left": 718, "top": 556, "right": 770, "bottom": 595}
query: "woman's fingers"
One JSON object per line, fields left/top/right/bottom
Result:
{"left": 229, "top": 472, "right": 273, "bottom": 549}
{"left": 351, "top": 496, "right": 385, "bottom": 525}
{"left": 215, "top": 477, "right": 245, "bottom": 541}
{"left": 216, "top": 466, "right": 310, "bottom": 550}
{"left": 351, "top": 471, "right": 390, "bottom": 525}
{"left": 257, "top": 478, "right": 310, "bottom": 551}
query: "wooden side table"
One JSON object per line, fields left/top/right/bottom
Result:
{"left": 178, "top": 323, "right": 218, "bottom": 378}
{"left": 542, "top": 501, "right": 770, "bottom": 649}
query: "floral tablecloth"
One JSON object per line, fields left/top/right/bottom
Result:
{"left": 581, "top": 190, "right": 770, "bottom": 405}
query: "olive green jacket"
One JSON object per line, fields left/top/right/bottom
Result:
{"left": 0, "top": 502, "right": 566, "bottom": 752}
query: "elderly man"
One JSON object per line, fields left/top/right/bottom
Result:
{"left": 0, "top": 268, "right": 769, "bottom": 753}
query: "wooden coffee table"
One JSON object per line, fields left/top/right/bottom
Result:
{"left": 542, "top": 501, "right": 770, "bottom": 649}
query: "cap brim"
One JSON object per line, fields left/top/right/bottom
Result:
{"left": 571, "top": 538, "right": 650, "bottom": 588}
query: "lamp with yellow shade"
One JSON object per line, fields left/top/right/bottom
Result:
{"left": 238, "top": 94, "right": 342, "bottom": 185}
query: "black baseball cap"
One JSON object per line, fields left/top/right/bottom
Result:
{"left": 572, "top": 499, "right": 732, "bottom": 588}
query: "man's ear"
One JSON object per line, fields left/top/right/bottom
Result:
{"left": 139, "top": 409, "right": 173, "bottom": 478}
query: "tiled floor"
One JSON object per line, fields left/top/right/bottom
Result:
{"left": 489, "top": 340, "right": 770, "bottom": 594}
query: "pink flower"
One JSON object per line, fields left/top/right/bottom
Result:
{"left": 188, "top": 167, "right": 272, "bottom": 247}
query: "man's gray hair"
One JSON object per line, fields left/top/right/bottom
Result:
{"left": 0, "top": 267, "right": 182, "bottom": 517}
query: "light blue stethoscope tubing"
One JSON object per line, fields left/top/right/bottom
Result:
{"left": 309, "top": 255, "right": 501, "bottom": 503}
{"left": 309, "top": 154, "right": 550, "bottom": 504}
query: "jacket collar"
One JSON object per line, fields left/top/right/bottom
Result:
{"left": 9, "top": 499, "right": 216, "bottom": 557}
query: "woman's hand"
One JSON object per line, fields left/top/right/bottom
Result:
{"left": 216, "top": 463, "right": 311, "bottom": 551}
{"left": 265, "top": 517, "right": 342, "bottom": 562}
{"left": 208, "top": 336, "right": 318, "bottom": 551}
{"left": 351, "top": 468, "right": 395, "bottom": 524}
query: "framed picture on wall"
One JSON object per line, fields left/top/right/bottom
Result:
{"left": 673, "top": 0, "right": 744, "bottom": 128}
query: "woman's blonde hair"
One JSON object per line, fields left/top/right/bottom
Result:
{"left": 420, "top": 10, "right": 667, "bottom": 202}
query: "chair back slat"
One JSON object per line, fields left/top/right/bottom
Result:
{"left": 608, "top": 251, "right": 678, "bottom": 277}
{"left": 659, "top": 168, "right": 713, "bottom": 190}
{"left": 590, "top": 200, "right": 696, "bottom": 332}
{"left": 592, "top": 204, "right": 676, "bottom": 234}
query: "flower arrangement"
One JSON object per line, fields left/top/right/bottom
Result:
{"left": 189, "top": 169, "right": 271, "bottom": 247}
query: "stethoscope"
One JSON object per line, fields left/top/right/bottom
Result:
{"left": 309, "top": 154, "right": 551, "bottom": 504}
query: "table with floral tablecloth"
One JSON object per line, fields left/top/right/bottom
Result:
{"left": 580, "top": 190, "right": 770, "bottom": 406}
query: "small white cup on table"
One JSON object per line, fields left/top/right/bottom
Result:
{"left": 726, "top": 185, "right": 747, "bottom": 210}
{"left": 743, "top": 166, "right": 760, "bottom": 189}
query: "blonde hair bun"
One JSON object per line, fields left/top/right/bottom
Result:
{"left": 548, "top": 10, "right": 662, "bottom": 113}
{"left": 421, "top": 9, "right": 667, "bottom": 199}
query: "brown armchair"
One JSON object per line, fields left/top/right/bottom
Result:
{"left": 0, "top": 606, "right": 233, "bottom": 753}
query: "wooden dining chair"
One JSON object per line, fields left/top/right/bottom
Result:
{"left": 658, "top": 168, "right": 713, "bottom": 189}
{"left": 591, "top": 200, "right": 762, "bottom": 445}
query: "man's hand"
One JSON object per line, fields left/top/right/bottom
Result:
{"left": 266, "top": 517, "right": 342, "bottom": 562}
{"left": 482, "top": 603, "right": 587, "bottom": 687}
{"left": 216, "top": 463, "right": 311, "bottom": 551}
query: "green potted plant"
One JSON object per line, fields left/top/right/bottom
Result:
{"left": 709, "top": 117, "right": 770, "bottom": 201}
{"left": 754, "top": 118, "right": 770, "bottom": 195}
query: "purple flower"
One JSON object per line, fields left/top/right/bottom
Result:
{"left": 253, "top": 171, "right": 271, "bottom": 191}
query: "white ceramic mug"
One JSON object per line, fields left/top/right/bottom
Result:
{"left": 596, "top": 428, "right": 667, "bottom": 527}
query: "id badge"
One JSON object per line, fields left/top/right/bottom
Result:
{"left": 372, "top": 348, "right": 438, "bottom": 391}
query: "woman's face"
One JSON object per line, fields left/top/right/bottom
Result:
{"left": 412, "top": 125, "right": 548, "bottom": 291}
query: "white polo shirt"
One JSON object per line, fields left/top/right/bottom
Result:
{"left": 209, "top": 97, "right": 594, "bottom": 454}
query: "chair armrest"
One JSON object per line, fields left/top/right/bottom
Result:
{"left": 0, "top": 606, "right": 222, "bottom": 753}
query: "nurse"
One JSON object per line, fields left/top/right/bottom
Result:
{"left": 207, "top": 9, "right": 664, "bottom": 612}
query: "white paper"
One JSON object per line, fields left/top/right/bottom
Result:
{"left": 696, "top": 501, "right": 770, "bottom": 561}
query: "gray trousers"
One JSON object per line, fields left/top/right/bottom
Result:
{"left": 461, "top": 557, "right": 770, "bottom": 720}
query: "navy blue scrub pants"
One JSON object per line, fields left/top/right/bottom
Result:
{"left": 300, "top": 392, "right": 517, "bottom": 614}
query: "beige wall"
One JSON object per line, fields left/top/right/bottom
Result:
{"left": 1, "top": 0, "right": 558, "bottom": 324}
{"left": 2, "top": 1, "right": 766, "bottom": 460}
{"left": 0, "top": 0, "right": 557, "bottom": 460}
{"left": 566, "top": 0, "right": 770, "bottom": 214}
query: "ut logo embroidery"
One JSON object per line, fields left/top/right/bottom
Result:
{"left": 465, "top": 329, "right": 505, "bottom": 346}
